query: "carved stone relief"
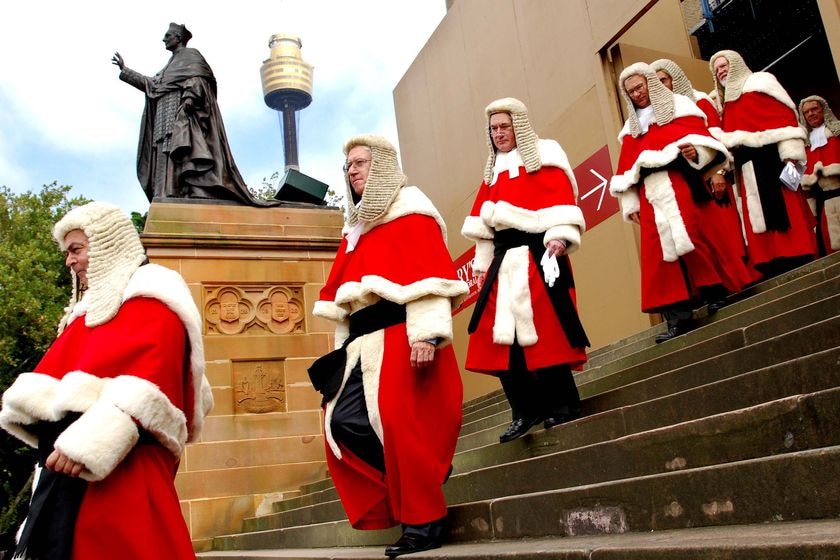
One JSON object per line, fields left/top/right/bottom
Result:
{"left": 204, "top": 285, "right": 305, "bottom": 335}
{"left": 232, "top": 360, "right": 286, "bottom": 414}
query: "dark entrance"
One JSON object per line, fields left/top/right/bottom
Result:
{"left": 691, "top": 0, "right": 839, "bottom": 108}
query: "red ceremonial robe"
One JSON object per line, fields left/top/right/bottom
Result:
{"left": 695, "top": 91, "right": 758, "bottom": 289}
{"left": 611, "top": 95, "right": 736, "bottom": 312}
{"left": 716, "top": 73, "right": 816, "bottom": 272}
{"left": 0, "top": 264, "right": 211, "bottom": 559}
{"left": 461, "top": 139, "right": 587, "bottom": 374}
{"left": 313, "top": 186, "right": 467, "bottom": 529}
{"left": 802, "top": 132, "right": 840, "bottom": 254}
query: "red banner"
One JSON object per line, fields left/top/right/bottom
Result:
{"left": 573, "top": 145, "right": 618, "bottom": 230}
{"left": 452, "top": 246, "right": 478, "bottom": 315}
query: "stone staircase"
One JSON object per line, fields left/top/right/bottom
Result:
{"left": 198, "top": 252, "right": 840, "bottom": 559}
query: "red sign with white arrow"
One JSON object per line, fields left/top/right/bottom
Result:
{"left": 573, "top": 144, "right": 618, "bottom": 230}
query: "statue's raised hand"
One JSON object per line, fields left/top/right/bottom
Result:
{"left": 112, "top": 51, "right": 125, "bottom": 70}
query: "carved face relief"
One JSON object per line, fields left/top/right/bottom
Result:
{"left": 271, "top": 291, "right": 290, "bottom": 322}
{"left": 220, "top": 292, "right": 240, "bottom": 323}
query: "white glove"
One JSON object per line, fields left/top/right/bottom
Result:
{"left": 540, "top": 249, "right": 560, "bottom": 288}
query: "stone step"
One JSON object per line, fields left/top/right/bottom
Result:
{"left": 457, "top": 316, "right": 840, "bottom": 455}
{"left": 583, "top": 251, "right": 840, "bottom": 368}
{"left": 209, "top": 443, "right": 840, "bottom": 550}
{"left": 254, "top": 346, "right": 839, "bottom": 521}
{"left": 199, "top": 410, "right": 322, "bottom": 443}
{"left": 176, "top": 461, "right": 329, "bottom": 501}
{"left": 578, "top": 300, "right": 840, "bottom": 404}
{"left": 581, "top": 313, "right": 839, "bottom": 410}
{"left": 251, "top": 315, "right": 839, "bottom": 512}
{"left": 459, "top": 287, "right": 839, "bottom": 441}
{"left": 578, "top": 279, "right": 839, "bottom": 387}
{"left": 199, "top": 518, "right": 840, "bottom": 559}
{"left": 234, "top": 385, "right": 840, "bottom": 535}
{"left": 184, "top": 434, "right": 325, "bottom": 471}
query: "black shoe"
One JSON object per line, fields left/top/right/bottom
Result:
{"left": 498, "top": 416, "right": 541, "bottom": 443}
{"left": 385, "top": 518, "right": 446, "bottom": 557}
{"left": 707, "top": 299, "right": 726, "bottom": 315}
{"left": 655, "top": 325, "right": 687, "bottom": 344}
{"left": 543, "top": 411, "right": 581, "bottom": 430}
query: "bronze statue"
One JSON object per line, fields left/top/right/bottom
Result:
{"left": 113, "top": 23, "right": 275, "bottom": 205}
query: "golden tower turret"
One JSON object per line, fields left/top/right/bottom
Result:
{"left": 260, "top": 34, "right": 313, "bottom": 171}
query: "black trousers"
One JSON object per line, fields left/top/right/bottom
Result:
{"left": 499, "top": 342, "right": 581, "bottom": 422}
{"left": 330, "top": 362, "right": 385, "bottom": 473}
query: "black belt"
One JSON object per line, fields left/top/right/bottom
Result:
{"left": 308, "top": 300, "right": 407, "bottom": 404}
{"left": 467, "top": 229, "right": 589, "bottom": 349}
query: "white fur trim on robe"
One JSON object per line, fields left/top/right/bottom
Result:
{"left": 644, "top": 171, "right": 695, "bottom": 261}
{"left": 716, "top": 73, "right": 806, "bottom": 153}
{"left": 478, "top": 201, "right": 586, "bottom": 253}
{"left": 463, "top": 139, "right": 584, "bottom": 267}
{"left": 492, "top": 246, "right": 538, "bottom": 347}
{"left": 121, "top": 263, "right": 212, "bottom": 442}
{"left": 0, "top": 263, "right": 212, "bottom": 481}
{"left": 489, "top": 139, "right": 579, "bottom": 197}
{"left": 323, "top": 330, "right": 384, "bottom": 460}
{"left": 1, "top": 371, "right": 188, "bottom": 481}
{"left": 741, "top": 160, "right": 766, "bottom": 233}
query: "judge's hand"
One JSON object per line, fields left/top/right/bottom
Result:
{"left": 410, "top": 341, "right": 436, "bottom": 369}
{"left": 475, "top": 271, "right": 487, "bottom": 291}
{"left": 46, "top": 449, "right": 84, "bottom": 478}
{"left": 111, "top": 52, "right": 124, "bottom": 70}
{"left": 710, "top": 173, "right": 727, "bottom": 199}
{"left": 547, "top": 239, "right": 567, "bottom": 258}
{"left": 629, "top": 211, "right": 641, "bottom": 225}
{"left": 678, "top": 143, "right": 698, "bottom": 162}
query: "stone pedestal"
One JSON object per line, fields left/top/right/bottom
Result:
{"left": 142, "top": 201, "right": 343, "bottom": 551}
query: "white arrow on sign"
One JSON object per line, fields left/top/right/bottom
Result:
{"left": 580, "top": 169, "right": 609, "bottom": 211}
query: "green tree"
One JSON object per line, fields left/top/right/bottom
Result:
{"left": 0, "top": 182, "right": 89, "bottom": 546}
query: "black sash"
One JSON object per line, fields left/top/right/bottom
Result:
{"left": 15, "top": 414, "right": 88, "bottom": 560}
{"left": 308, "top": 300, "right": 407, "bottom": 404}
{"left": 733, "top": 145, "right": 790, "bottom": 232}
{"left": 467, "top": 229, "right": 589, "bottom": 349}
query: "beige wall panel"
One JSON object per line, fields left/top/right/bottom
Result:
{"left": 395, "top": 4, "right": 486, "bottom": 236}
{"left": 571, "top": 215, "right": 649, "bottom": 350}
{"left": 618, "top": 0, "right": 694, "bottom": 57}
{"left": 818, "top": 0, "right": 840, "bottom": 69}
{"left": 543, "top": 87, "right": 609, "bottom": 166}
{"left": 586, "top": 0, "right": 658, "bottom": 50}
{"left": 515, "top": 0, "right": 596, "bottom": 123}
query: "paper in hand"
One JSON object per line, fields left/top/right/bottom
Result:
{"left": 779, "top": 160, "right": 805, "bottom": 191}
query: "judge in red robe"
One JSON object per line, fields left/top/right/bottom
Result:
{"left": 611, "top": 63, "right": 736, "bottom": 343}
{"left": 799, "top": 95, "right": 840, "bottom": 256}
{"left": 461, "top": 97, "right": 589, "bottom": 444}
{"left": 310, "top": 135, "right": 467, "bottom": 557}
{"left": 710, "top": 50, "right": 816, "bottom": 277}
{"left": 652, "top": 58, "right": 758, "bottom": 289}
{"left": 1, "top": 202, "right": 213, "bottom": 560}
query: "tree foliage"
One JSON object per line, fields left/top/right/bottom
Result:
{"left": 0, "top": 182, "right": 89, "bottom": 541}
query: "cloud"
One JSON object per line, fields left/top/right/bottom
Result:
{"left": 0, "top": 0, "right": 444, "bottom": 212}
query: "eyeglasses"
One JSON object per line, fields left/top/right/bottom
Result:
{"left": 489, "top": 123, "right": 512, "bottom": 134}
{"left": 343, "top": 158, "right": 371, "bottom": 172}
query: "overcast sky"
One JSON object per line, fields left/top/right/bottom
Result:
{"left": 0, "top": 1, "right": 446, "bottom": 214}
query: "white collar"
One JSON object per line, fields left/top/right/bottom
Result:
{"left": 810, "top": 124, "right": 828, "bottom": 151}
